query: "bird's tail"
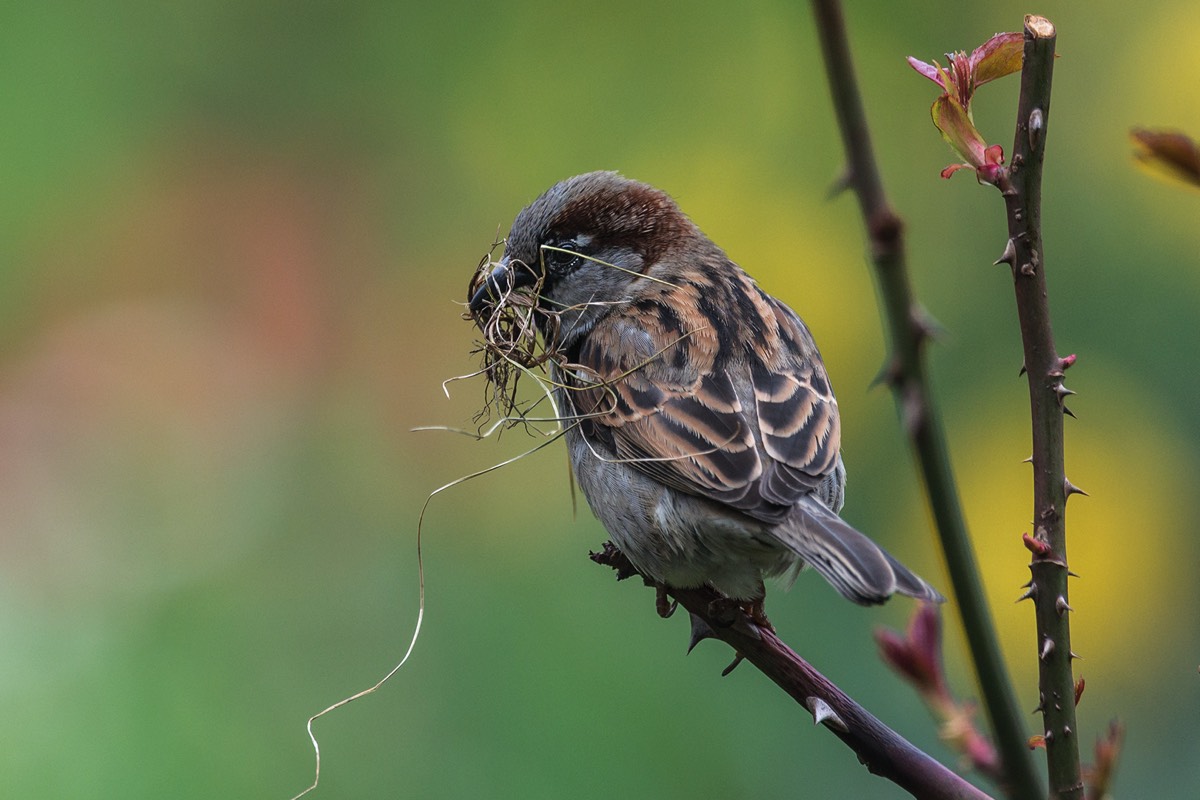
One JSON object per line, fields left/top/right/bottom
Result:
{"left": 776, "top": 496, "right": 945, "bottom": 606}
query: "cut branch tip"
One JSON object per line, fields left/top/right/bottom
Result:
{"left": 1024, "top": 15, "right": 1056, "bottom": 39}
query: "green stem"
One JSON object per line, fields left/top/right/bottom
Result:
{"left": 809, "top": 3, "right": 1044, "bottom": 799}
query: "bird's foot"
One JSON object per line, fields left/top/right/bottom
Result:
{"left": 655, "top": 584, "right": 678, "bottom": 619}
{"left": 744, "top": 598, "right": 774, "bottom": 633}
{"left": 704, "top": 596, "right": 766, "bottom": 641}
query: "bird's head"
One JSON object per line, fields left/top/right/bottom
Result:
{"left": 468, "top": 171, "right": 695, "bottom": 348}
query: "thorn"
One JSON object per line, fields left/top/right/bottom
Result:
{"left": 826, "top": 169, "right": 853, "bottom": 199}
{"left": 687, "top": 613, "right": 717, "bottom": 654}
{"left": 870, "top": 358, "right": 902, "bottom": 390}
{"left": 1022, "top": 454, "right": 1033, "bottom": 464}
{"left": 1016, "top": 585, "right": 1037, "bottom": 603}
{"left": 1055, "top": 383, "right": 1076, "bottom": 404}
{"left": 1043, "top": 730, "right": 1054, "bottom": 744}
{"left": 1040, "top": 638, "right": 1055, "bottom": 661}
{"left": 909, "top": 304, "right": 944, "bottom": 343}
{"left": 1063, "top": 725, "right": 1072, "bottom": 737}
{"left": 1070, "top": 650, "right": 1083, "bottom": 661}
{"left": 1074, "top": 677, "right": 1085, "bottom": 706}
{"left": 806, "top": 697, "right": 849, "bottom": 733}
{"left": 994, "top": 238, "right": 1017, "bottom": 266}
{"left": 1064, "top": 478, "right": 1089, "bottom": 499}
{"left": 721, "top": 653, "right": 746, "bottom": 676}
{"left": 1020, "top": 262, "right": 1036, "bottom": 276}
{"left": 1067, "top": 570, "right": 1080, "bottom": 578}
{"left": 1018, "top": 362, "right": 1027, "bottom": 377}
{"left": 1063, "top": 406, "right": 1077, "bottom": 419}
{"left": 1055, "top": 596, "right": 1073, "bottom": 616}
{"left": 1019, "top": 579, "right": 1032, "bottom": 588}
{"left": 1032, "top": 699, "right": 1045, "bottom": 715}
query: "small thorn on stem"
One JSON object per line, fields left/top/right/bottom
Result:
{"left": 1067, "top": 570, "right": 1081, "bottom": 578}
{"left": 1070, "top": 650, "right": 1083, "bottom": 661}
{"left": 806, "top": 697, "right": 849, "bottom": 733}
{"left": 1016, "top": 585, "right": 1037, "bottom": 603}
{"left": 870, "top": 358, "right": 903, "bottom": 390}
{"left": 1022, "top": 454, "right": 1034, "bottom": 464}
{"left": 1055, "top": 596, "right": 1073, "bottom": 616}
{"left": 1020, "top": 262, "right": 1036, "bottom": 277}
{"left": 1054, "top": 383, "right": 1076, "bottom": 404}
{"left": 826, "top": 169, "right": 853, "bottom": 199}
{"left": 721, "top": 653, "right": 746, "bottom": 676}
{"left": 995, "top": 238, "right": 1017, "bottom": 266}
{"left": 1018, "top": 362, "right": 1028, "bottom": 377}
{"left": 687, "top": 613, "right": 717, "bottom": 654}
{"left": 909, "top": 305, "right": 943, "bottom": 344}
{"left": 1064, "top": 478, "right": 1089, "bottom": 499}
{"left": 1063, "top": 405, "right": 1077, "bottom": 419}
{"left": 1040, "top": 637, "right": 1055, "bottom": 661}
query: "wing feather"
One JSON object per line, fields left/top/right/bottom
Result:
{"left": 565, "top": 273, "right": 842, "bottom": 524}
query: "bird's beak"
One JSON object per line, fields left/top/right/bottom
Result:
{"left": 468, "top": 257, "right": 539, "bottom": 315}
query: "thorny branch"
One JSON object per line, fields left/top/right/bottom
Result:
{"left": 809, "top": 2, "right": 1042, "bottom": 798}
{"left": 591, "top": 544, "right": 993, "bottom": 800}
{"left": 992, "top": 16, "right": 1084, "bottom": 800}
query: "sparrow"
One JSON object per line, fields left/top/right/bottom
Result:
{"left": 468, "top": 171, "right": 943, "bottom": 614}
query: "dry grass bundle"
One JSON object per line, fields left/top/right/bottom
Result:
{"left": 464, "top": 243, "right": 564, "bottom": 434}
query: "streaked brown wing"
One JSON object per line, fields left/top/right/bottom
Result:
{"left": 567, "top": 282, "right": 841, "bottom": 524}
{"left": 751, "top": 295, "right": 842, "bottom": 510}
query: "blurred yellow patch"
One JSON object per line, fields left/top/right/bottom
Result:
{"left": 950, "top": 380, "right": 1194, "bottom": 688}
{"left": 645, "top": 149, "right": 879, "bottom": 374}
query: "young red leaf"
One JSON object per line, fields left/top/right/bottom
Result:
{"left": 969, "top": 32, "right": 1024, "bottom": 86}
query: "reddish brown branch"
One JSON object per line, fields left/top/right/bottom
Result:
{"left": 591, "top": 544, "right": 993, "bottom": 800}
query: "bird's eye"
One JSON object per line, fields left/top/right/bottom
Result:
{"left": 542, "top": 241, "right": 583, "bottom": 275}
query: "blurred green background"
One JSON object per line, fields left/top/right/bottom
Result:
{"left": 3, "top": 1, "right": 1198, "bottom": 797}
